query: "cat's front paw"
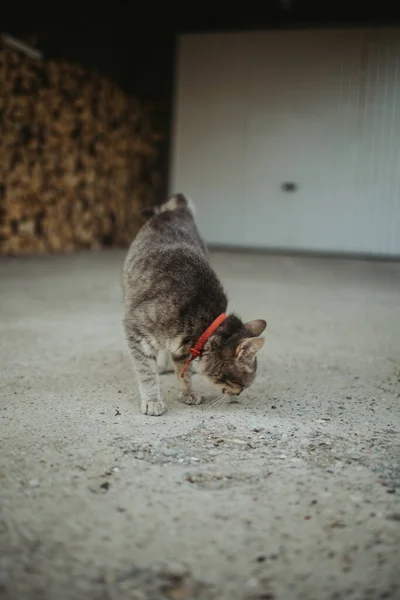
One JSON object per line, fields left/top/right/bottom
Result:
{"left": 178, "top": 391, "right": 202, "bottom": 406}
{"left": 141, "top": 400, "right": 166, "bottom": 416}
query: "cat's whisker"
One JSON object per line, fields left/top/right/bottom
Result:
{"left": 211, "top": 394, "right": 227, "bottom": 407}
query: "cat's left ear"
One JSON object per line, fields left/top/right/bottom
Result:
{"left": 236, "top": 337, "right": 265, "bottom": 361}
{"left": 244, "top": 319, "right": 267, "bottom": 337}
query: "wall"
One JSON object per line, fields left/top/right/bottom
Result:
{"left": 171, "top": 28, "right": 400, "bottom": 257}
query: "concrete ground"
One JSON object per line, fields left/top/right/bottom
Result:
{"left": 1, "top": 249, "right": 399, "bottom": 600}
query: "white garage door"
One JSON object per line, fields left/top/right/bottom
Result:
{"left": 170, "top": 29, "right": 400, "bottom": 256}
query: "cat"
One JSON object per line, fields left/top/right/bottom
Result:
{"left": 122, "top": 193, "right": 266, "bottom": 416}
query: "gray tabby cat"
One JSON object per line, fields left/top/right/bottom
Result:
{"left": 123, "top": 193, "right": 266, "bottom": 416}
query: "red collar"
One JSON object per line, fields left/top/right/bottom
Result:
{"left": 181, "top": 313, "right": 227, "bottom": 378}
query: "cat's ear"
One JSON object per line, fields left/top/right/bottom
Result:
{"left": 244, "top": 319, "right": 267, "bottom": 337}
{"left": 236, "top": 337, "right": 265, "bottom": 361}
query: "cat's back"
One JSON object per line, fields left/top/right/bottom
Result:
{"left": 123, "top": 193, "right": 227, "bottom": 323}
{"left": 124, "top": 195, "right": 207, "bottom": 276}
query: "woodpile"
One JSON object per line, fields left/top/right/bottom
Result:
{"left": 0, "top": 41, "right": 161, "bottom": 255}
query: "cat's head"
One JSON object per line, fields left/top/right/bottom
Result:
{"left": 200, "top": 315, "right": 266, "bottom": 396}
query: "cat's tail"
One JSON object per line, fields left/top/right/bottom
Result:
{"left": 141, "top": 193, "right": 195, "bottom": 220}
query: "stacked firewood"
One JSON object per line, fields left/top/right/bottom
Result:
{"left": 0, "top": 43, "right": 161, "bottom": 255}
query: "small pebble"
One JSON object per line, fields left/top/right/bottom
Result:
{"left": 28, "top": 479, "right": 40, "bottom": 488}
{"left": 256, "top": 555, "right": 266, "bottom": 562}
{"left": 245, "top": 577, "right": 259, "bottom": 590}
{"left": 163, "top": 448, "right": 178, "bottom": 457}
{"left": 164, "top": 562, "right": 189, "bottom": 578}
{"left": 349, "top": 495, "right": 363, "bottom": 504}
{"left": 387, "top": 513, "right": 400, "bottom": 521}
{"left": 190, "top": 457, "right": 200, "bottom": 462}
{"left": 135, "top": 452, "right": 145, "bottom": 460}
{"left": 208, "top": 450, "right": 218, "bottom": 456}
